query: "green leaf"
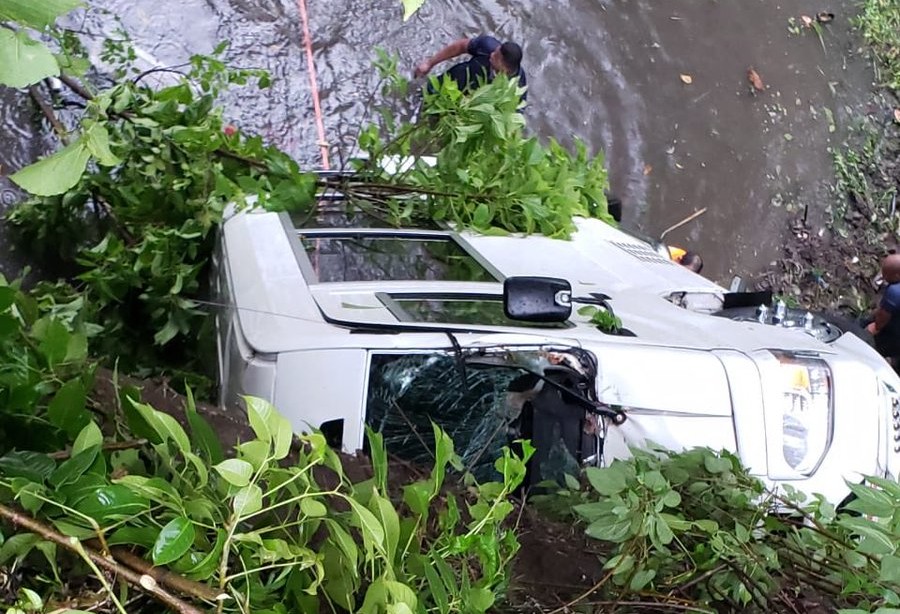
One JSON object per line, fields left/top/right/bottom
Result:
{"left": 237, "top": 440, "right": 269, "bottom": 470}
{"left": 185, "top": 388, "right": 223, "bottom": 463}
{"left": 0, "top": 0, "right": 83, "bottom": 29}
{"left": 0, "top": 29, "right": 59, "bottom": 88}
{"left": 585, "top": 466, "right": 628, "bottom": 496}
{"left": 84, "top": 123, "right": 121, "bottom": 166}
{"left": 49, "top": 446, "right": 98, "bottom": 488}
{"left": 245, "top": 396, "right": 275, "bottom": 444}
{"left": 629, "top": 568, "right": 656, "bottom": 591}
{"left": 108, "top": 526, "right": 160, "bottom": 549}
{"left": 214, "top": 458, "right": 253, "bottom": 487}
{"left": 0, "top": 533, "right": 40, "bottom": 565}
{"left": 461, "top": 587, "right": 494, "bottom": 612}
{"left": 34, "top": 317, "right": 70, "bottom": 368}
{"left": 10, "top": 137, "right": 90, "bottom": 196}
{"left": 0, "top": 286, "right": 16, "bottom": 312}
{"left": 585, "top": 515, "right": 632, "bottom": 542}
{"left": 300, "top": 497, "right": 327, "bottom": 518}
{"left": 76, "top": 485, "right": 148, "bottom": 521}
{"left": 366, "top": 427, "right": 388, "bottom": 493}
{"left": 72, "top": 421, "right": 103, "bottom": 456}
{"left": 232, "top": 484, "right": 263, "bottom": 517}
{"left": 346, "top": 496, "right": 386, "bottom": 556}
{"left": 472, "top": 202, "right": 491, "bottom": 227}
{"left": 152, "top": 517, "right": 195, "bottom": 566}
{"left": 131, "top": 400, "right": 191, "bottom": 453}
{"left": 703, "top": 454, "right": 732, "bottom": 474}
{"left": 881, "top": 555, "right": 900, "bottom": 584}
{"left": 370, "top": 492, "right": 400, "bottom": 562}
{"left": 183, "top": 529, "right": 225, "bottom": 581}
{"left": 47, "top": 379, "right": 90, "bottom": 438}
{"left": 401, "top": 0, "right": 425, "bottom": 21}
{"left": 846, "top": 482, "right": 897, "bottom": 518}
{"left": 0, "top": 451, "right": 56, "bottom": 483}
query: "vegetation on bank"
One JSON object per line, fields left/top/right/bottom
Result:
{"left": 0, "top": 1, "right": 899, "bottom": 613}
{"left": 763, "top": 0, "right": 900, "bottom": 315}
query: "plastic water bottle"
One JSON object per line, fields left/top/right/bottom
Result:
{"left": 756, "top": 304, "right": 769, "bottom": 324}
{"left": 773, "top": 300, "right": 787, "bottom": 325}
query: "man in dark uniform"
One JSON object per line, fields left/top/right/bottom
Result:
{"left": 414, "top": 35, "right": 527, "bottom": 103}
{"left": 867, "top": 254, "right": 900, "bottom": 363}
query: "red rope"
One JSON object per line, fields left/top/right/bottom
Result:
{"left": 297, "top": 0, "right": 330, "bottom": 170}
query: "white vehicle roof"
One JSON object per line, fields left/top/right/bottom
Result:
{"left": 221, "top": 207, "right": 834, "bottom": 356}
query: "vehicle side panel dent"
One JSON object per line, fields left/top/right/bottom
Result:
{"left": 274, "top": 350, "right": 368, "bottom": 452}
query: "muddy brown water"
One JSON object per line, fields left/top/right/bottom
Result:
{"left": 0, "top": 0, "right": 875, "bottom": 284}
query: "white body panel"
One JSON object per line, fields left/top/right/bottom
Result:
{"left": 214, "top": 204, "right": 900, "bottom": 504}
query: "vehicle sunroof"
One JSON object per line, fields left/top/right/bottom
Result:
{"left": 298, "top": 234, "right": 499, "bottom": 283}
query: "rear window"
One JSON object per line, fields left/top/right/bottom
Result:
{"left": 299, "top": 234, "right": 499, "bottom": 283}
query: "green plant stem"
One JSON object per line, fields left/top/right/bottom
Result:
{"left": 0, "top": 503, "right": 203, "bottom": 614}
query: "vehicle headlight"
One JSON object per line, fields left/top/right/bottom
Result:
{"left": 765, "top": 352, "right": 833, "bottom": 479}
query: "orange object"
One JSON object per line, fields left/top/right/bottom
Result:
{"left": 668, "top": 246, "right": 687, "bottom": 263}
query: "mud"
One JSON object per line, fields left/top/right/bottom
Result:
{"left": 755, "top": 88, "right": 900, "bottom": 316}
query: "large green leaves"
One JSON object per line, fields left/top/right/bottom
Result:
{"left": 0, "top": 29, "right": 58, "bottom": 88}
{"left": 10, "top": 138, "right": 90, "bottom": 196}
{"left": 0, "top": 0, "right": 84, "bottom": 29}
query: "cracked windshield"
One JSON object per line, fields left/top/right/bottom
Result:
{"left": 1, "top": 0, "right": 900, "bottom": 612}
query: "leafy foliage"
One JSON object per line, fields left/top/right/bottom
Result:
{"left": 0, "top": 385, "right": 530, "bottom": 613}
{"left": 354, "top": 61, "right": 613, "bottom": 238}
{"left": 0, "top": 0, "right": 82, "bottom": 87}
{"left": 8, "top": 49, "right": 316, "bottom": 374}
{"left": 537, "top": 446, "right": 900, "bottom": 612}
{"left": 854, "top": 0, "right": 900, "bottom": 89}
{"left": 0, "top": 279, "right": 93, "bottom": 456}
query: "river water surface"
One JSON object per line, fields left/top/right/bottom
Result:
{"left": 0, "top": 0, "right": 875, "bottom": 283}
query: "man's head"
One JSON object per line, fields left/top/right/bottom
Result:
{"left": 680, "top": 251, "right": 704, "bottom": 274}
{"left": 490, "top": 41, "right": 522, "bottom": 76}
{"left": 881, "top": 254, "right": 900, "bottom": 284}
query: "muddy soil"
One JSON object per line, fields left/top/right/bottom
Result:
{"left": 754, "top": 88, "right": 900, "bottom": 317}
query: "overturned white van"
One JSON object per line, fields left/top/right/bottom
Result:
{"left": 213, "top": 177, "right": 900, "bottom": 504}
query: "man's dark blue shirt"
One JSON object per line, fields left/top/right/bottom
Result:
{"left": 439, "top": 35, "right": 527, "bottom": 101}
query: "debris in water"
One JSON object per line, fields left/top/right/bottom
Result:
{"left": 784, "top": 133, "right": 794, "bottom": 141}
{"left": 893, "top": 108, "right": 900, "bottom": 123}
{"left": 800, "top": 15, "right": 814, "bottom": 27}
{"left": 816, "top": 11, "right": 834, "bottom": 23}
{"left": 747, "top": 67, "right": 765, "bottom": 92}
{"left": 643, "top": 164, "right": 653, "bottom": 176}
{"left": 680, "top": 74, "right": 693, "bottom": 84}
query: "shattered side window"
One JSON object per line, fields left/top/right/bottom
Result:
{"left": 366, "top": 352, "right": 588, "bottom": 483}
{"left": 299, "top": 234, "right": 498, "bottom": 283}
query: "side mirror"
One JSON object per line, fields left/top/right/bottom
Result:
{"left": 503, "top": 277, "right": 572, "bottom": 323}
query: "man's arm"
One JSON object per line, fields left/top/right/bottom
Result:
{"left": 867, "top": 307, "right": 892, "bottom": 335}
{"left": 414, "top": 38, "right": 470, "bottom": 78}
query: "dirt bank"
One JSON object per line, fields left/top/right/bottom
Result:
{"left": 753, "top": 88, "right": 900, "bottom": 318}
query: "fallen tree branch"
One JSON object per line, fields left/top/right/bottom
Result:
{"left": 28, "top": 84, "right": 69, "bottom": 144}
{"left": 0, "top": 503, "right": 205, "bottom": 614}
{"left": 58, "top": 73, "right": 94, "bottom": 101}
{"left": 49, "top": 439, "right": 148, "bottom": 460}
{"left": 109, "top": 546, "right": 221, "bottom": 602}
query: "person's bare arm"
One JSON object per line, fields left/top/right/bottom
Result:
{"left": 867, "top": 307, "right": 892, "bottom": 334}
{"left": 414, "top": 38, "right": 470, "bottom": 77}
